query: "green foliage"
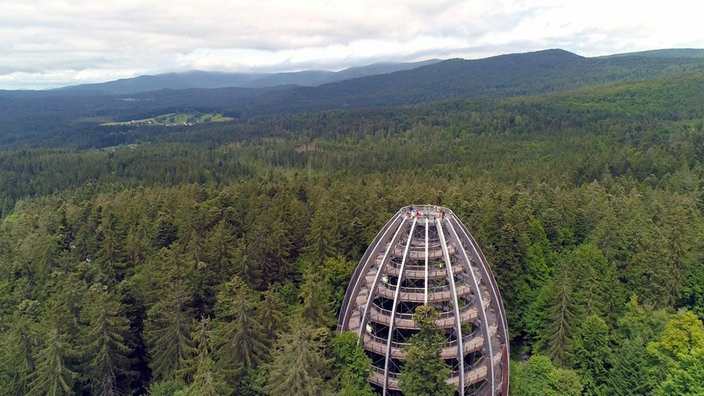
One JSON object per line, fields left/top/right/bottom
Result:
{"left": 0, "top": 305, "right": 40, "bottom": 395}
{"left": 82, "top": 284, "right": 133, "bottom": 395}
{"left": 648, "top": 309, "right": 704, "bottom": 363}
{"left": 211, "top": 276, "right": 268, "bottom": 386}
{"left": 331, "top": 332, "right": 374, "bottom": 396}
{"left": 572, "top": 315, "right": 611, "bottom": 395}
{"left": 147, "top": 378, "right": 189, "bottom": 396}
{"left": 27, "top": 327, "right": 80, "bottom": 396}
{"left": 398, "top": 305, "right": 454, "bottom": 396}
{"left": 604, "top": 295, "right": 668, "bottom": 395}
{"left": 535, "top": 243, "right": 617, "bottom": 366}
{"left": 680, "top": 262, "right": 704, "bottom": 321}
{"left": 265, "top": 319, "right": 331, "bottom": 396}
{"left": 186, "top": 316, "right": 227, "bottom": 396}
{"left": 258, "top": 287, "right": 287, "bottom": 341}
{"left": 510, "top": 354, "right": 582, "bottom": 396}
{"left": 648, "top": 310, "right": 704, "bottom": 395}
{"left": 655, "top": 348, "right": 704, "bottom": 396}
{"left": 538, "top": 269, "right": 578, "bottom": 366}
{"left": 144, "top": 281, "right": 196, "bottom": 382}
{"left": 2, "top": 65, "right": 704, "bottom": 393}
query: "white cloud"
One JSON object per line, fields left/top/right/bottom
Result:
{"left": 1, "top": 0, "right": 703, "bottom": 89}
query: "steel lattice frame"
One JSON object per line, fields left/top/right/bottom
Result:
{"left": 338, "top": 205, "right": 509, "bottom": 396}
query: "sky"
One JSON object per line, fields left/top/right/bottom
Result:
{"left": 1, "top": 0, "right": 702, "bottom": 90}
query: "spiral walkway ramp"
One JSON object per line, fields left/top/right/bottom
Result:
{"left": 338, "top": 205, "right": 509, "bottom": 395}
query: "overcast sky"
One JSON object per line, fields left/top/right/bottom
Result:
{"left": 1, "top": 0, "right": 702, "bottom": 90}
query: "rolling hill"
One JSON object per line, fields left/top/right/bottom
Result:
{"left": 52, "top": 59, "right": 442, "bottom": 95}
{"left": 1, "top": 48, "right": 704, "bottom": 147}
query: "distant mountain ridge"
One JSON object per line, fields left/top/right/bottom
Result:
{"left": 51, "top": 48, "right": 704, "bottom": 97}
{"left": 605, "top": 48, "right": 704, "bottom": 58}
{"left": 120, "top": 48, "right": 703, "bottom": 117}
{"left": 54, "top": 59, "right": 442, "bottom": 95}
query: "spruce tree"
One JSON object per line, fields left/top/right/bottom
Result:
{"left": 95, "top": 212, "right": 128, "bottom": 285}
{"left": 545, "top": 282, "right": 575, "bottom": 365}
{"left": 265, "top": 319, "right": 330, "bottom": 396}
{"left": 205, "top": 219, "right": 238, "bottom": 279}
{"left": 82, "top": 284, "right": 133, "bottom": 396}
{"left": 539, "top": 265, "right": 580, "bottom": 366}
{"left": 0, "top": 312, "right": 38, "bottom": 395}
{"left": 258, "top": 287, "right": 286, "bottom": 341}
{"left": 212, "top": 276, "right": 268, "bottom": 384}
{"left": 187, "top": 316, "right": 223, "bottom": 396}
{"left": 27, "top": 327, "right": 79, "bottom": 396}
{"left": 571, "top": 315, "right": 611, "bottom": 395}
{"left": 144, "top": 281, "right": 195, "bottom": 382}
{"left": 604, "top": 295, "right": 665, "bottom": 395}
{"left": 298, "top": 267, "right": 335, "bottom": 327}
{"left": 303, "top": 196, "right": 341, "bottom": 267}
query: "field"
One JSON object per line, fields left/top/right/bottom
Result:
{"left": 101, "top": 112, "right": 234, "bottom": 126}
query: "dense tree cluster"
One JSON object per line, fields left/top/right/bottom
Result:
{"left": 1, "top": 70, "right": 704, "bottom": 394}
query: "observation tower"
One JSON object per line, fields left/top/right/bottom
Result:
{"left": 338, "top": 205, "right": 509, "bottom": 395}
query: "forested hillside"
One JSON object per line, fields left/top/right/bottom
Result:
{"left": 2, "top": 67, "right": 704, "bottom": 394}
{"left": 4, "top": 49, "right": 704, "bottom": 149}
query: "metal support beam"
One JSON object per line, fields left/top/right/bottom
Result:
{"left": 382, "top": 217, "right": 416, "bottom": 395}
{"left": 447, "top": 218, "right": 495, "bottom": 395}
{"left": 436, "top": 217, "right": 465, "bottom": 395}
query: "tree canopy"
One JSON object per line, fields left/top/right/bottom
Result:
{"left": 2, "top": 66, "right": 704, "bottom": 395}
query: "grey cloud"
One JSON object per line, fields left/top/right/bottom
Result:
{"left": 1, "top": 0, "right": 702, "bottom": 89}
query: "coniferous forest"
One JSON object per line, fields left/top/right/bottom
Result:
{"left": 2, "top": 60, "right": 704, "bottom": 395}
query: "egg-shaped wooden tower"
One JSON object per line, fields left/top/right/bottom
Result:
{"left": 337, "top": 205, "right": 509, "bottom": 395}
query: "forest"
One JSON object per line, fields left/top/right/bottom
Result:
{"left": 1, "top": 66, "right": 704, "bottom": 395}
